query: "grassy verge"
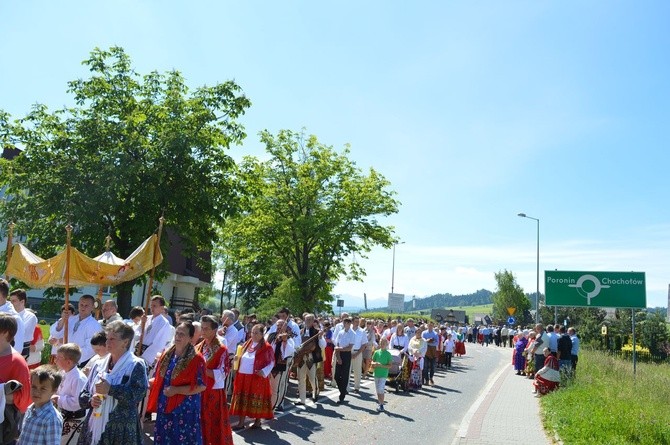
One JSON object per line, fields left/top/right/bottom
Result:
{"left": 452, "top": 304, "right": 492, "bottom": 321}
{"left": 541, "top": 349, "right": 670, "bottom": 444}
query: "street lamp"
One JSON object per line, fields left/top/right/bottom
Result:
{"left": 518, "top": 213, "right": 540, "bottom": 323}
{"left": 391, "top": 242, "right": 405, "bottom": 294}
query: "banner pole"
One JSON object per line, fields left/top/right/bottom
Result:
{"left": 64, "top": 224, "right": 72, "bottom": 343}
{"left": 136, "top": 216, "right": 165, "bottom": 356}
{"left": 95, "top": 235, "right": 112, "bottom": 320}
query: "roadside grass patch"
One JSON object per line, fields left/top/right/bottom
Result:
{"left": 541, "top": 349, "right": 670, "bottom": 444}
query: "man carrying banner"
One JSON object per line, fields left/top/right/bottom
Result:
{"left": 266, "top": 318, "right": 295, "bottom": 411}
{"left": 295, "top": 314, "right": 326, "bottom": 405}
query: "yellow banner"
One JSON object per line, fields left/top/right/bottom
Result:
{"left": 5, "top": 234, "right": 162, "bottom": 288}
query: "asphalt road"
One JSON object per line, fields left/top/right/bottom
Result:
{"left": 141, "top": 343, "right": 513, "bottom": 444}
{"left": 229, "top": 343, "right": 511, "bottom": 445}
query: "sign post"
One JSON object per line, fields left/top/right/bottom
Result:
{"left": 546, "top": 270, "right": 646, "bottom": 377}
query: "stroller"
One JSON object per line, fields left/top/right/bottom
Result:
{"left": 385, "top": 349, "right": 408, "bottom": 392}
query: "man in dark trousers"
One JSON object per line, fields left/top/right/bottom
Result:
{"left": 333, "top": 318, "right": 355, "bottom": 404}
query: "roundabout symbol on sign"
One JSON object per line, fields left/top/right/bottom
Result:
{"left": 568, "top": 274, "right": 610, "bottom": 305}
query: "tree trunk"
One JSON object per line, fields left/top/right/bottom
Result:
{"left": 116, "top": 281, "right": 136, "bottom": 318}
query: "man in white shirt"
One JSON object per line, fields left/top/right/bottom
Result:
{"left": 404, "top": 318, "right": 417, "bottom": 338}
{"left": 266, "top": 308, "right": 302, "bottom": 347}
{"left": 334, "top": 318, "right": 355, "bottom": 403}
{"left": 219, "top": 309, "right": 242, "bottom": 397}
{"left": 0, "top": 279, "right": 25, "bottom": 356}
{"left": 219, "top": 310, "right": 240, "bottom": 350}
{"left": 328, "top": 312, "right": 348, "bottom": 388}
{"left": 139, "top": 295, "right": 173, "bottom": 369}
{"left": 350, "top": 316, "right": 367, "bottom": 393}
{"left": 50, "top": 294, "right": 102, "bottom": 367}
{"left": 9, "top": 288, "right": 37, "bottom": 359}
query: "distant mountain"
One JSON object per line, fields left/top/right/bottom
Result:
{"left": 401, "top": 289, "right": 494, "bottom": 311}
{"left": 358, "top": 289, "right": 494, "bottom": 312}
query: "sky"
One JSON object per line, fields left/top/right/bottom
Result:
{"left": 1, "top": 2, "right": 669, "bottom": 309}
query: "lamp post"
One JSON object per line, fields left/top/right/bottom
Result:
{"left": 391, "top": 242, "right": 404, "bottom": 294}
{"left": 518, "top": 213, "right": 540, "bottom": 323}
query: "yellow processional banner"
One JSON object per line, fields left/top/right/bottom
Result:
{"left": 5, "top": 234, "right": 162, "bottom": 288}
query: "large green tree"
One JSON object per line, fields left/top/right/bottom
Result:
{"left": 0, "top": 47, "right": 251, "bottom": 315}
{"left": 219, "top": 129, "right": 399, "bottom": 314}
{"left": 491, "top": 269, "right": 531, "bottom": 322}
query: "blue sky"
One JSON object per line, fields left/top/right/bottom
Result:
{"left": 2, "top": 2, "right": 669, "bottom": 308}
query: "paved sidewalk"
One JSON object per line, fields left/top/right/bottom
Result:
{"left": 451, "top": 347, "right": 553, "bottom": 445}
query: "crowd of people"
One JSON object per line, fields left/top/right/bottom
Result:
{"left": 508, "top": 323, "right": 580, "bottom": 396}
{"left": 0, "top": 275, "right": 582, "bottom": 445}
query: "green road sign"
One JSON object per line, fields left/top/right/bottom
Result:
{"left": 545, "top": 270, "right": 646, "bottom": 308}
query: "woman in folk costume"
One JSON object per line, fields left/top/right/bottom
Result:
{"left": 194, "top": 315, "right": 233, "bottom": 445}
{"left": 77, "top": 321, "right": 148, "bottom": 445}
{"left": 454, "top": 328, "right": 466, "bottom": 356}
{"left": 533, "top": 347, "right": 560, "bottom": 395}
{"left": 149, "top": 322, "right": 206, "bottom": 445}
{"left": 388, "top": 323, "right": 410, "bottom": 386}
{"left": 230, "top": 324, "right": 275, "bottom": 430}
{"left": 407, "top": 327, "right": 427, "bottom": 390}
{"left": 513, "top": 330, "right": 528, "bottom": 375}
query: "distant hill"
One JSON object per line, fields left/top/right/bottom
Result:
{"left": 367, "top": 289, "right": 494, "bottom": 312}
{"left": 404, "top": 289, "right": 493, "bottom": 311}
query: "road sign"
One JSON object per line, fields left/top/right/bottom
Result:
{"left": 545, "top": 270, "right": 646, "bottom": 308}
{"left": 507, "top": 316, "right": 516, "bottom": 325}
{"left": 387, "top": 293, "right": 405, "bottom": 312}
{"left": 507, "top": 307, "right": 516, "bottom": 315}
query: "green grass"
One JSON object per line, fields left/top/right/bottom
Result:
{"left": 541, "top": 349, "right": 670, "bottom": 444}
{"left": 39, "top": 323, "right": 50, "bottom": 340}
{"left": 451, "top": 304, "right": 493, "bottom": 322}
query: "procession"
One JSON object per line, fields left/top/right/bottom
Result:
{"left": 0, "top": 285, "right": 482, "bottom": 445}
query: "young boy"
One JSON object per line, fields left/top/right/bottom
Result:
{"left": 18, "top": 365, "right": 63, "bottom": 445}
{"left": 82, "top": 331, "right": 108, "bottom": 377}
{"left": 371, "top": 337, "right": 393, "bottom": 412}
{"left": 48, "top": 304, "right": 75, "bottom": 364}
{"left": 53, "top": 343, "right": 87, "bottom": 445}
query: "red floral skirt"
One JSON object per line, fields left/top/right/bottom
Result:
{"left": 202, "top": 388, "right": 233, "bottom": 445}
{"left": 534, "top": 375, "right": 559, "bottom": 395}
{"left": 230, "top": 372, "right": 274, "bottom": 420}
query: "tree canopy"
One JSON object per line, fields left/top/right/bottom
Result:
{"left": 218, "top": 129, "right": 400, "bottom": 315}
{"left": 0, "top": 46, "right": 251, "bottom": 315}
{"left": 491, "top": 269, "right": 530, "bottom": 322}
